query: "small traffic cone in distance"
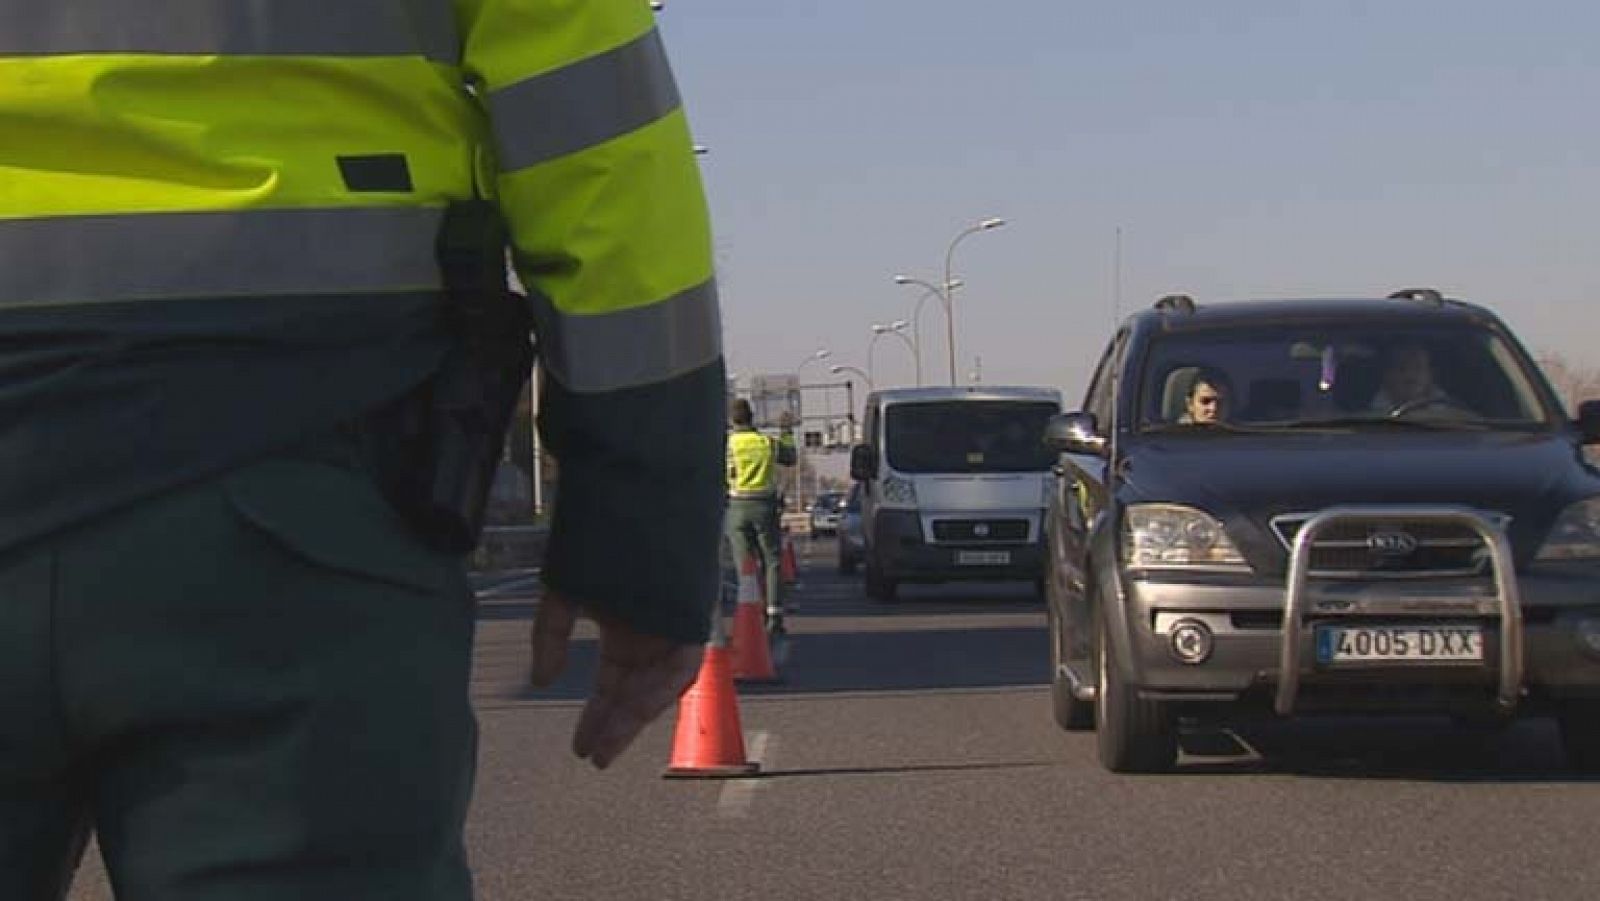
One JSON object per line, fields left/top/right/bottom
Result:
{"left": 730, "top": 554, "right": 780, "bottom": 682}
{"left": 780, "top": 530, "right": 799, "bottom": 585}
{"left": 664, "top": 644, "right": 759, "bottom": 778}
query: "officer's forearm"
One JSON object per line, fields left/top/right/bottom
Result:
{"left": 539, "top": 359, "right": 726, "bottom": 644}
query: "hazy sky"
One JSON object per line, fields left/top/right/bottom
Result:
{"left": 661, "top": 1, "right": 1600, "bottom": 405}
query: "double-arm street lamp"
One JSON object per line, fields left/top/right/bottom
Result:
{"left": 894, "top": 217, "right": 1007, "bottom": 386}
{"left": 891, "top": 276, "right": 962, "bottom": 387}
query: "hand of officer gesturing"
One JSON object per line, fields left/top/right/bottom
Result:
{"left": 529, "top": 589, "right": 702, "bottom": 769}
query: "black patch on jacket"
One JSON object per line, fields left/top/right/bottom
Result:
{"left": 337, "top": 154, "right": 414, "bottom": 193}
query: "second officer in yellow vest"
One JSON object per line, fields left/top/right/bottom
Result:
{"left": 726, "top": 398, "right": 797, "bottom": 633}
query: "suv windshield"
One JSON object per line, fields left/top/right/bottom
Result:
{"left": 1137, "top": 323, "right": 1556, "bottom": 432}
{"left": 885, "top": 400, "right": 1057, "bottom": 473}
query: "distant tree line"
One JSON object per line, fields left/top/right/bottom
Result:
{"left": 1538, "top": 352, "right": 1600, "bottom": 415}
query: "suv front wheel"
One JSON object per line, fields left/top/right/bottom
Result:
{"left": 1095, "top": 600, "right": 1177, "bottom": 773}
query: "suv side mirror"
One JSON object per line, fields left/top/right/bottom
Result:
{"left": 1044, "top": 411, "right": 1108, "bottom": 457}
{"left": 849, "top": 444, "right": 877, "bottom": 481}
{"left": 1576, "top": 400, "right": 1600, "bottom": 445}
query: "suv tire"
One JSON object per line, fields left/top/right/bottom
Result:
{"left": 1095, "top": 602, "right": 1176, "bottom": 773}
{"left": 1558, "top": 701, "right": 1600, "bottom": 773}
{"left": 1049, "top": 600, "right": 1095, "bottom": 731}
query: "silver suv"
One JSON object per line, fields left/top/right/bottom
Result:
{"left": 1044, "top": 290, "right": 1600, "bottom": 773}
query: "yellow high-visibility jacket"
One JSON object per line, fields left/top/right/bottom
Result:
{"left": 1, "top": 1, "right": 725, "bottom": 643}
{"left": 727, "top": 428, "right": 797, "bottom": 498}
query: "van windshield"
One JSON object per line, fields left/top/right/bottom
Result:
{"left": 885, "top": 400, "right": 1057, "bottom": 473}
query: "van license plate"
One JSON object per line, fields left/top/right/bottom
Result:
{"left": 956, "top": 550, "right": 1010, "bottom": 566}
{"left": 1315, "top": 625, "right": 1483, "bottom": 664}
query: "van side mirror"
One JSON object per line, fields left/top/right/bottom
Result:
{"left": 849, "top": 444, "right": 877, "bottom": 480}
{"left": 1576, "top": 400, "right": 1600, "bottom": 445}
{"left": 1044, "top": 412, "right": 1108, "bottom": 457}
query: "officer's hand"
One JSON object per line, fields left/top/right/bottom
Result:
{"left": 529, "top": 590, "right": 702, "bottom": 769}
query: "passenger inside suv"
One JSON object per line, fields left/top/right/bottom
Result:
{"left": 1160, "top": 366, "right": 1234, "bottom": 425}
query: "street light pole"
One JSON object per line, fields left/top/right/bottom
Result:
{"left": 867, "top": 321, "right": 905, "bottom": 389}
{"left": 870, "top": 320, "right": 915, "bottom": 387}
{"left": 829, "top": 365, "right": 871, "bottom": 443}
{"left": 941, "top": 217, "right": 1006, "bottom": 386}
{"left": 793, "top": 348, "right": 831, "bottom": 515}
{"left": 830, "top": 364, "right": 872, "bottom": 395}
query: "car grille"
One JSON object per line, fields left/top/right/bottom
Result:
{"left": 1270, "top": 513, "right": 1508, "bottom": 579}
{"left": 931, "top": 519, "right": 1029, "bottom": 543}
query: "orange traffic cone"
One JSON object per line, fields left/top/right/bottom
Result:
{"left": 663, "top": 641, "right": 760, "bottom": 779}
{"left": 780, "top": 530, "right": 799, "bottom": 585}
{"left": 730, "top": 554, "right": 780, "bottom": 682}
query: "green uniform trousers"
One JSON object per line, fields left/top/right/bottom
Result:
{"left": 0, "top": 438, "right": 478, "bottom": 901}
{"left": 724, "top": 496, "right": 783, "bottom": 616}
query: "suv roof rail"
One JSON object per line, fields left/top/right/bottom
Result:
{"left": 1153, "top": 293, "right": 1197, "bottom": 314}
{"left": 1387, "top": 287, "right": 1445, "bottom": 306}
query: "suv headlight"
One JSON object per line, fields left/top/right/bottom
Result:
{"left": 1123, "top": 504, "right": 1247, "bottom": 570}
{"left": 1538, "top": 497, "right": 1600, "bottom": 561}
{"left": 882, "top": 475, "right": 918, "bottom": 507}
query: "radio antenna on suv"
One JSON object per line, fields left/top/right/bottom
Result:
{"left": 1387, "top": 288, "right": 1446, "bottom": 306}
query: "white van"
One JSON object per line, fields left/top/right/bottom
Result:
{"left": 849, "top": 385, "right": 1062, "bottom": 601}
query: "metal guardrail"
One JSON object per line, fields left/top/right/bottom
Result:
{"left": 1274, "top": 505, "right": 1523, "bottom": 716}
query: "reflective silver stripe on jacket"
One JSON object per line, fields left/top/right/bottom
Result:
{"left": 0, "top": 0, "right": 461, "bottom": 63}
{"left": 533, "top": 278, "right": 721, "bottom": 394}
{"left": 490, "top": 28, "right": 681, "bottom": 172}
{"left": 0, "top": 207, "right": 446, "bottom": 308}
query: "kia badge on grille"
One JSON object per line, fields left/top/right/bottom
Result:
{"left": 1367, "top": 530, "right": 1418, "bottom": 556}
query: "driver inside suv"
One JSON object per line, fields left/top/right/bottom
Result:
{"left": 1369, "top": 342, "right": 1469, "bottom": 418}
{"left": 1178, "top": 368, "right": 1231, "bottom": 425}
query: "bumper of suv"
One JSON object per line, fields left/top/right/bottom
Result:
{"left": 1121, "top": 565, "right": 1600, "bottom": 712}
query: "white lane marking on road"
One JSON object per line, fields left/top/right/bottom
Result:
{"left": 717, "top": 731, "right": 772, "bottom": 819}
{"left": 474, "top": 573, "right": 542, "bottom": 599}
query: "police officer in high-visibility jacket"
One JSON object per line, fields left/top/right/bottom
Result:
{"left": 0, "top": 4, "right": 722, "bottom": 898}
{"left": 726, "top": 399, "right": 798, "bottom": 634}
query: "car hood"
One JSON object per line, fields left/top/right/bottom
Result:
{"left": 1120, "top": 430, "right": 1599, "bottom": 569}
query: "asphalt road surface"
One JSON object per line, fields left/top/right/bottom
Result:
{"left": 67, "top": 535, "right": 1600, "bottom": 900}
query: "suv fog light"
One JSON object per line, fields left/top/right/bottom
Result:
{"left": 1577, "top": 618, "right": 1600, "bottom": 659}
{"left": 1169, "top": 619, "right": 1214, "bottom": 665}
